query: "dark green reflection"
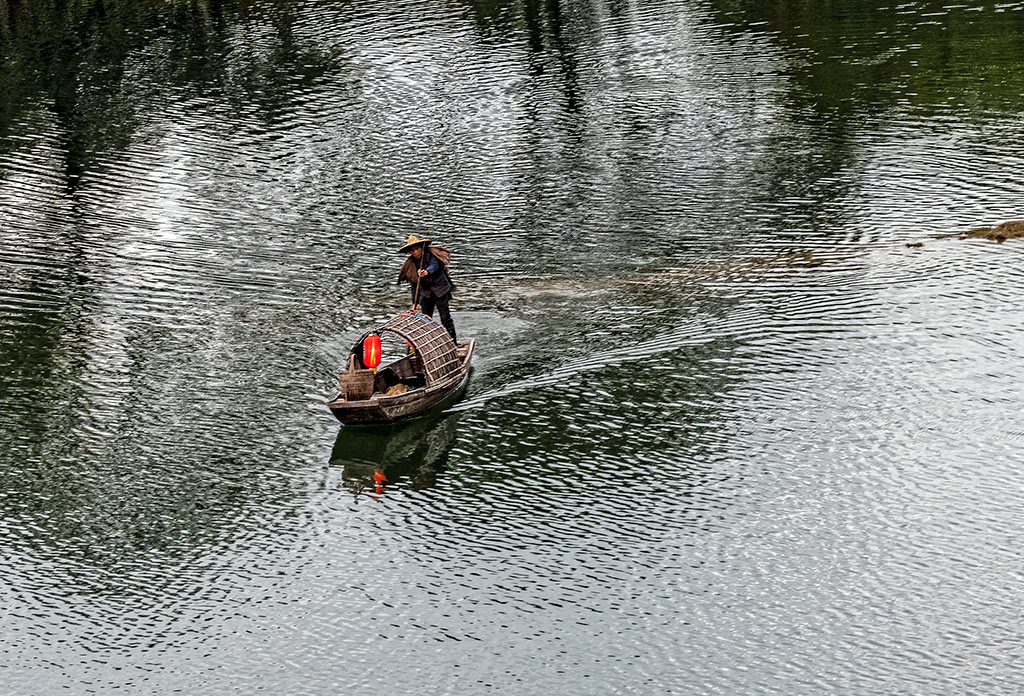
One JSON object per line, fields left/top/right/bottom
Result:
{"left": 0, "top": 0, "right": 347, "bottom": 168}
{"left": 709, "top": 0, "right": 1024, "bottom": 117}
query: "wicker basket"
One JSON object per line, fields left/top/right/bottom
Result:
{"left": 338, "top": 369, "right": 375, "bottom": 401}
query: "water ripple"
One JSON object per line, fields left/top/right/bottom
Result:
{"left": 3, "top": 0, "right": 1024, "bottom": 694}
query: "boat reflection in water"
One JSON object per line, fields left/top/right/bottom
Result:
{"left": 329, "top": 411, "right": 461, "bottom": 496}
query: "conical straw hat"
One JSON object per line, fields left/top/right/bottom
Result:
{"left": 397, "top": 234, "right": 432, "bottom": 253}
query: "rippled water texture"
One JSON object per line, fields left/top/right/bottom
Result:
{"left": 2, "top": 0, "right": 1024, "bottom": 693}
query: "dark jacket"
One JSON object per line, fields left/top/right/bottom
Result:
{"left": 397, "top": 246, "right": 454, "bottom": 301}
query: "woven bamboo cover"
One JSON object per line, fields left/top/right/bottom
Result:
{"left": 359, "top": 311, "right": 460, "bottom": 385}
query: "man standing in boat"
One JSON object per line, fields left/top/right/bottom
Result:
{"left": 397, "top": 234, "right": 457, "bottom": 341}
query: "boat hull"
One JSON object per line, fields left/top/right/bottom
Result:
{"left": 328, "top": 339, "right": 474, "bottom": 425}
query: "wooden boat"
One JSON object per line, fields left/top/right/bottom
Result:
{"left": 328, "top": 311, "right": 475, "bottom": 425}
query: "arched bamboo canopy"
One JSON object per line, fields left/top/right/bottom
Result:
{"left": 352, "top": 311, "right": 460, "bottom": 386}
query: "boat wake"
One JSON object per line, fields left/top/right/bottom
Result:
{"left": 446, "top": 308, "right": 766, "bottom": 413}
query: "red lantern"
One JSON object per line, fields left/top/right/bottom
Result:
{"left": 362, "top": 334, "right": 381, "bottom": 369}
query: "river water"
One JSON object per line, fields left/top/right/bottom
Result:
{"left": 2, "top": 1, "right": 1023, "bottom": 693}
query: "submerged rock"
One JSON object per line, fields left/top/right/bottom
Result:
{"left": 934, "top": 220, "right": 1024, "bottom": 244}
{"left": 962, "top": 220, "right": 1024, "bottom": 243}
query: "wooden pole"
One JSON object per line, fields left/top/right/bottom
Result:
{"left": 412, "top": 245, "right": 427, "bottom": 311}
